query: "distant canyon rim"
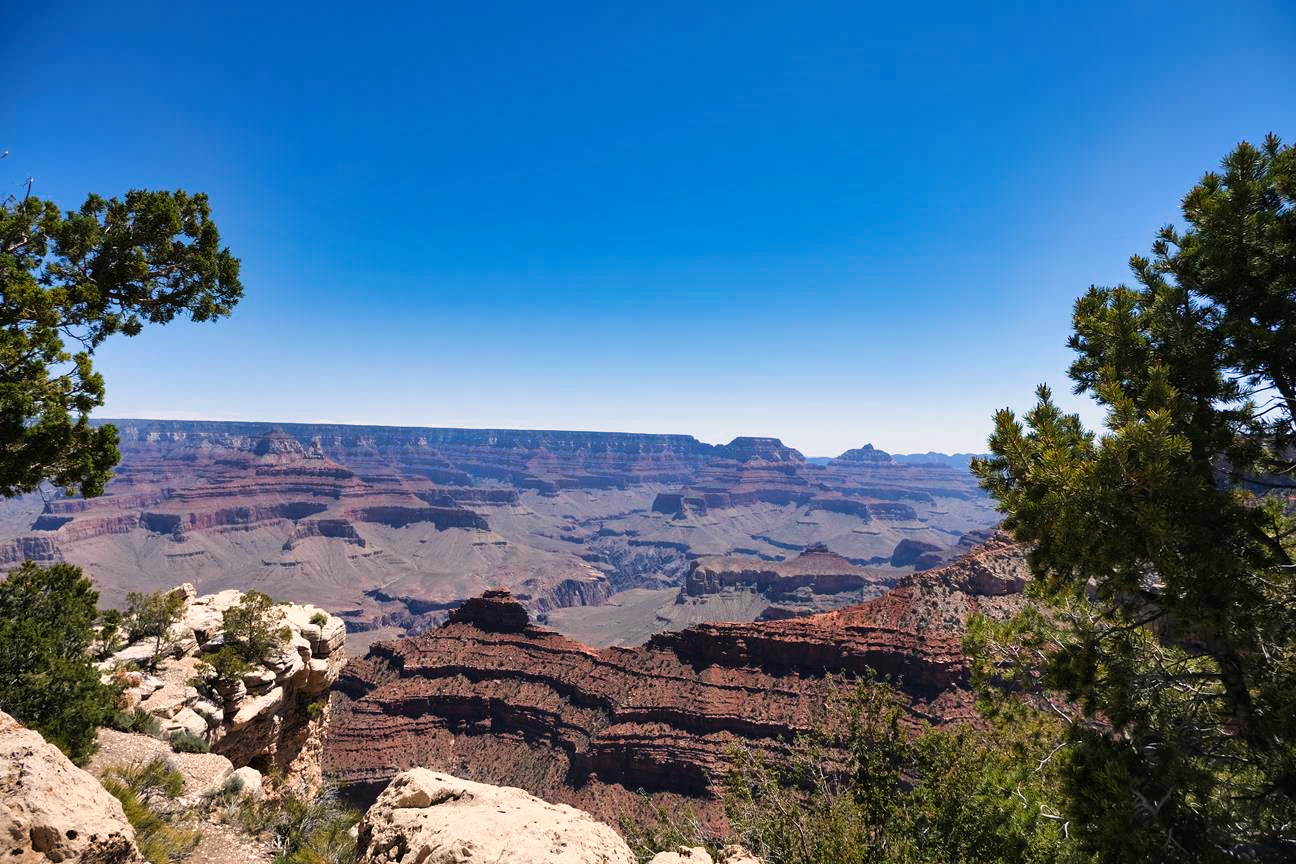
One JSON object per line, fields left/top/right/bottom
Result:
{"left": 0, "top": 419, "right": 998, "bottom": 648}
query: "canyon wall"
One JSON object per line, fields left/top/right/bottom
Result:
{"left": 324, "top": 536, "right": 1029, "bottom": 824}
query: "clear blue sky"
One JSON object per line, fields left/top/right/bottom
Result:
{"left": 5, "top": 1, "right": 1294, "bottom": 455}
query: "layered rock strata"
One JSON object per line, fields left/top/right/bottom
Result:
{"left": 325, "top": 537, "right": 1029, "bottom": 823}
{"left": 0, "top": 423, "right": 996, "bottom": 646}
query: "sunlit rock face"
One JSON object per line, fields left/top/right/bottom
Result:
{"left": 104, "top": 584, "right": 346, "bottom": 786}
{"left": 0, "top": 711, "right": 146, "bottom": 864}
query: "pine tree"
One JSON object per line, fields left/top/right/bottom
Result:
{"left": 0, "top": 562, "right": 116, "bottom": 762}
{"left": 0, "top": 186, "right": 241, "bottom": 497}
{"left": 974, "top": 134, "right": 1296, "bottom": 861}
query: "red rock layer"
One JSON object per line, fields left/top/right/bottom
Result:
{"left": 324, "top": 536, "right": 1029, "bottom": 822}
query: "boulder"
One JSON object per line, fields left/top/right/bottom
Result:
{"left": 229, "top": 766, "right": 264, "bottom": 800}
{"left": 158, "top": 707, "right": 208, "bottom": 739}
{"left": 0, "top": 711, "right": 144, "bottom": 863}
{"left": 230, "top": 686, "right": 284, "bottom": 727}
{"left": 356, "top": 769, "right": 635, "bottom": 864}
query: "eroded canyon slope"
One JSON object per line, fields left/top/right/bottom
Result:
{"left": 0, "top": 420, "right": 998, "bottom": 643}
{"left": 324, "top": 534, "right": 1030, "bottom": 825}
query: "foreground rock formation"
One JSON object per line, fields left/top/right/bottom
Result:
{"left": 1, "top": 710, "right": 145, "bottom": 863}
{"left": 104, "top": 584, "right": 346, "bottom": 781}
{"left": 356, "top": 768, "right": 637, "bottom": 864}
{"left": 326, "top": 536, "right": 1029, "bottom": 823}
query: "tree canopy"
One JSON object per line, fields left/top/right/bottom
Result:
{"left": 973, "top": 134, "right": 1296, "bottom": 861}
{"left": 0, "top": 186, "right": 242, "bottom": 497}
{"left": 0, "top": 561, "right": 116, "bottom": 762}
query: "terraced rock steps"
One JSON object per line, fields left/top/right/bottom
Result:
{"left": 325, "top": 536, "right": 1029, "bottom": 824}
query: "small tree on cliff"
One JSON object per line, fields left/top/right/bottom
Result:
{"left": 0, "top": 181, "right": 242, "bottom": 498}
{"left": 973, "top": 134, "right": 1296, "bottom": 861}
{"left": 125, "top": 589, "right": 187, "bottom": 671}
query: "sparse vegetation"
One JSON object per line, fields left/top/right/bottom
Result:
{"left": 195, "top": 590, "right": 291, "bottom": 691}
{"left": 720, "top": 677, "right": 1068, "bottom": 864}
{"left": 126, "top": 589, "right": 187, "bottom": 671}
{"left": 226, "top": 783, "right": 360, "bottom": 864}
{"left": 101, "top": 757, "right": 202, "bottom": 864}
{"left": 169, "top": 730, "right": 209, "bottom": 753}
{"left": 108, "top": 707, "right": 162, "bottom": 737}
{"left": 620, "top": 799, "right": 717, "bottom": 863}
{"left": 309, "top": 611, "right": 328, "bottom": 627}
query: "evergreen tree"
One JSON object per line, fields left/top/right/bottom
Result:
{"left": 0, "top": 185, "right": 242, "bottom": 497}
{"left": 973, "top": 134, "right": 1296, "bottom": 861}
{"left": 0, "top": 561, "right": 116, "bottom": 762}
{"left": 125, "top": 589, "right": 187, "bottom": 671}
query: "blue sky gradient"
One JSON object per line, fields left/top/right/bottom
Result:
{"left": 5, "top": 1, "right": 1294, "bottom": 454}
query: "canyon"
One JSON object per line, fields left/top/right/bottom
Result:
{"left": 324, "top": 534, "right": 1029, "bottom": 825}
{"left": 0, "top": 420, "right": 998, "bottom": 645}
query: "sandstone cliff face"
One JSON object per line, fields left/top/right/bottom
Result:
{"left": 356, "top": 769, "right": 637, "bottom": 864}
{"left": 1, "top": 710, "right": 145, "bottom": 863}
{"left": 105, "top": 585, "right": 346, "bottom": 784}
{"left": 325, "top": 537, "right": 1030, "bottom": 823}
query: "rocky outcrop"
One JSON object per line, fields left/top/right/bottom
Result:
{"left": 832, "top": 443, "right": 895, "bottom": 464}
{"left": 356, "top": 769, "right": 636, "bottom": 864}
{"left": 104, "top": 585, "right": 346, "bottom": 781}
{"left": 325, "top": 537, "right": 1030, "bottom": 823}
{"left": 1, "top": 710, "right": 145, "bottom": 863}
{"left": 890, "top": 538, "right": 944, "bottom": 569}
{"left": 684, "top": 546, "right": 890, "bottom": 599}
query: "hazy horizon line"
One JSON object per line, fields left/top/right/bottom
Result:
{"left": 93, "top": 415, "right": 989, "bottom": 459}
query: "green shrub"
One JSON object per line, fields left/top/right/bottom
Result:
{"left": 203, "top": 644, "right": 251, "bottom": 682}
{"left": 102, "top": 757, "right": 200, "bottom": 864}
{"left": 721, "top": 677, "right": 1070, "bottom": 864}
{"left": 169, "top": 730, "right": 209, "bottom": 753}
{"left": 309, "top": 611, "right": 328, "bottom": 627}
{"left": 93, "top": 608, "right": 126, "bottom": 660}
{"left": 0, "top": 562, "right": 118, "bottom": 763}
{"left": 222, "top": 590, "right": 289, "bottom": 662}
{"left": 228, "top": 785, "right": 359, "bottom": 864}
{"left": 108, "top": 707, "right": 161, "bottom": 736}
{"left": 105, "top": 756, "right": 186, "bottom": 799}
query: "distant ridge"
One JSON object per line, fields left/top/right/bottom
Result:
{"left": 807, "top": 444, "right": 987, "bottom": 470}
{"left": 892, "top": 452, "right": 987, "bottom": 470}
